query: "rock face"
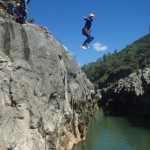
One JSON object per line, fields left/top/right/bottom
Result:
{"left": 0, "top": 12, "right": 95, "bottom": 150}
{"left": 99, "top": 68, "right": 150, "bottom": 115}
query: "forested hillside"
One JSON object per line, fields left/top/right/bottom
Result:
{"left": 82, "top": 34, "right": 150, "bottom": 88}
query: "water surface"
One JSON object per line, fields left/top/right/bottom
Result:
{"left": 74, "top": 109, "right": 150, "bottom": 150}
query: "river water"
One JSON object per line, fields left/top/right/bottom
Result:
{"left": 73, "top": 109, "right": 150, "bottom": 150}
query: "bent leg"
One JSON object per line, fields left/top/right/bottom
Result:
{"left": 87, "top": 36, "right": 94, "bottom": 44}
{"left": 83, "top": 37, "right": 90, "bottom": 45}
{"left": 82, "top": 33, "right": 90, "bottom": 45}
{"left": 83, "top": 36, "right": 94, "bottom": 45}
{"left": 82, "top": 29, "right": 94, "bottom": 45}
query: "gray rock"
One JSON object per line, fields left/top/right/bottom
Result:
{"left": 0, "top": 13, "right": 95, "bottom": 150}
{"left": 100, "top": 68, "right": 150, "bottom": 115}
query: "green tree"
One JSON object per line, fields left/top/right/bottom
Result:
{"left": 27, "top": 18, "right": 35, "bottom": 24}
{"left": 81, "top": 34, "right": 150, "bottom": 88}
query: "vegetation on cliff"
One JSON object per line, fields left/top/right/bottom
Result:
{"left": 81, "top": 34, "right": 150, "bottom": 88}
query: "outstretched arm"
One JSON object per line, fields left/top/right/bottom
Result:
{"left": 83, "top": 16, "right": 87, "bottom": 20}
{"left": 83, "top": 16, "right": 89, "bottom": 21}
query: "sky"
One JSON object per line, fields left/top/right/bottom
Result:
{"left": 27, "top": 0, "right": 150, "bottom": 67}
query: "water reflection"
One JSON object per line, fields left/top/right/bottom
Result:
{"left": 74, "top": 109, "right": 150, "bottom": 150}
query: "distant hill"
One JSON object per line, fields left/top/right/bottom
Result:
{"left": 81, "top": 34, "right": 150, "bottom": 88}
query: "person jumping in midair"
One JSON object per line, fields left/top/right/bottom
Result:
{"left": 82, "top": 13, "right": 95, "bottom": 49}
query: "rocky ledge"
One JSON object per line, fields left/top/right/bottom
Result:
{"left": 99, "top": 68, "right": 150, "bottom": 115}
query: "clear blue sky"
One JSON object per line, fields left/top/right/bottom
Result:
{"left": 28, "top": 0, "right": 150, "bottom": 67}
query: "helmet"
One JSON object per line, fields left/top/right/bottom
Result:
{"left": 89, "top": 13, "right": 95, "bottom": 18}
{"left": 16, "top": 3, "right": 20, "bottom": 7}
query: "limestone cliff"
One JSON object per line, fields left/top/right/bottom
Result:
{"left": 0, "top": 10, "right": 95, "bottom": 150}
{"left": 99, "top": 68, "right": 150, "bottom": 115}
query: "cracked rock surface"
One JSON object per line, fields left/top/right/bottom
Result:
{"left": 0, "top": 11, "right": 96, "bottom": 150}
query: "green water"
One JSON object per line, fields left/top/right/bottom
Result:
{"left": 74, "top": 109, "right": 150, "bottom": 150}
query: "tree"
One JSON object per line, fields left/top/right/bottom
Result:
{"left": 81, "top": 34, "right": 150, "bottom": 87}
{"left": 27, "top": 18, "right": 35, "bottom": 24}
